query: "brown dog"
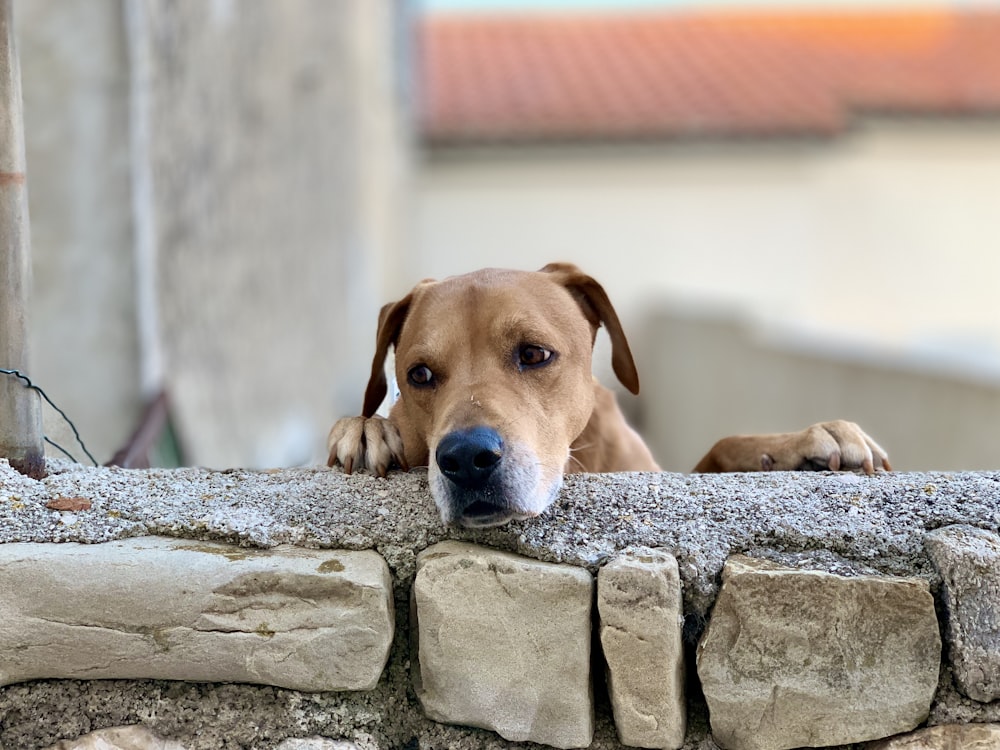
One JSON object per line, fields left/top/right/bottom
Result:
{"left": 327, "top": 263, "right": 890, "bottom": 527}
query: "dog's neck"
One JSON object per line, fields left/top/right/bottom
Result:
{"left": 567, "top": 381, "right": 660, "bottom": 474}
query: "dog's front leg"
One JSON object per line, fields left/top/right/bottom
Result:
{"left": 327, "top": 416, "right": 408, "bottom": 477}
{"left": 694, "top": 420, "right": 891, "bottom": 474}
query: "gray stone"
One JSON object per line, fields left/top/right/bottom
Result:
{"left": 413, "top": 541, "right": 594, "bottom": 749}
{"left": 0, "top": 537, "right": 393, "bottom": 692}
{"left": 45, "top": 726, "right": 187, "bottom": 750}
{"left": 597, "top": 549, "right": 685, "bottom": 749}
{"left": 697, "top": 555, "right": 940, "bottom": 750}
{"left": 274, "top": 740, "right": 362, "bottom": 750}
{"left": 867, "top": 723, "right": 1000, "bottom": 749}
{"left": 925, "top": 524, "right": 1000, "bottom": 703}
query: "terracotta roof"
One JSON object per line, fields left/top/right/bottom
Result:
{"left": 420, "top": 9, "right": 1000, "bottom": 144}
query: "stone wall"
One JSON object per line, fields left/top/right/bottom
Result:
{"left": 2, "top": 460, "right": 1000, "bottom": 749}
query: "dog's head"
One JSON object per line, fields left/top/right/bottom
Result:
{"left": 361, "top": 263, "right": 638, "bottom": 527}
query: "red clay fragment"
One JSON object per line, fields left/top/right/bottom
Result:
{"left": 46, "top": 496, "right": 92, "bottom": 511}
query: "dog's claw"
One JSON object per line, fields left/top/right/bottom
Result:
{"left": 327, "top": 415, "right": 407, "bottom": 476}
{"left": 798, "top": 420, "right": 889, "bottom": 474}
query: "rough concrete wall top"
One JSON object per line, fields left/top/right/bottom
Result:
{"left": 2, "top": 460, "right": 999, "bottom": 616}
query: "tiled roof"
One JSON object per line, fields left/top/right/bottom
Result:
{"left": 420, "top": 9, "right": 1000, "bottom": 144}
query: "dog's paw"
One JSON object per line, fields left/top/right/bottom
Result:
{"left": 765, "top": 420, "right": 891, "bottom": 474}
{"left": 326, "top": 416, "right": 408, "bottom": 477}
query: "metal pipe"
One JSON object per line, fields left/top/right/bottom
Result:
{"left": 0, "top": 0, "right": 44, "bottom": 478}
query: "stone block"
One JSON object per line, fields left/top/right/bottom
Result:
{"left": 867, "top": 723, "right": 1000, "bottom": 749}
{"left": 697, "top": 555, "right": 940, "bottom": 750}
{"left": 274, "top": 740, "right": 362, "bottom": 750}
{"left": 0, "top": 537, "right": 393, "bottom": 692}
{"left": 925, "top": 524, "right": 1000, "bottom": 702}
{"left": 45, "top": 726, "right": 187, "bottom": 750}
{"left": 597, "top": 549, "right": 685, "bottom": 749}
{"left": 413, "top": 541, "right": 593, "bottom": 749}
{"left": 46, "top": 728, "right": 365, "bottom": 750}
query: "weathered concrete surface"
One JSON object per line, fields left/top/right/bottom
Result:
{"left": 925, "top": 525, "right": 1000, "bottom": 703}
{"left": 413, "top": 542, "right": 594, "bottom": 749}
{"left": 697, "top": 555, "right": 940, "bottom": 750}
{"left": 867, "top": 723, "right": 1000, "bottom": 748}
{"left": 598, "top": 549, "right": 685, "bottom": 749}
{"left": 0, "top": 537, "right": 393, "bottom": 692}
{"left": 2, "top": 461, "right": 1000, "bottom": 749}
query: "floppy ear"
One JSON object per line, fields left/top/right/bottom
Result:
{"left": 539, "top": 262, "right": 640, "bottom": 395}
{"left": 362, "top": 294, "right": 413, "bottom": 417}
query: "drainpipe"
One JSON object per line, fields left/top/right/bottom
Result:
{"left": 0, "top": 0, "right": 45, "bottom": 478}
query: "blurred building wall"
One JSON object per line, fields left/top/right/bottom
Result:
{"left": 416, "top": 118, "right": 1000, "bottom": 355}
{"left": 19, "top": 0, "right": 141, "bottom": 465}
{"left": 18, "top": 0, "right": 410, "bottom": 468}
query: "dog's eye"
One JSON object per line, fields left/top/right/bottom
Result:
{"left": 407, "top": 364, "right": 435, "bottom": 387}
{"left": 518, "top": 345, "right": 553, "bottom": 369}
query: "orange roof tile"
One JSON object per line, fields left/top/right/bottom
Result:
{"left": 420, "top": 9, "right": 1000, "bottom": 143}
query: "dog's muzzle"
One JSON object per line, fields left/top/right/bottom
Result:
{"left": 436, "top": 426, "right": 503, "bottom": 491}
{"left": 431, "top": 425, "right": 561, "bottom": 528}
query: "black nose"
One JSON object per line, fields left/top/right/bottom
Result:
{"left": 435, "top": 427, "right": 503, "bottom": 490}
